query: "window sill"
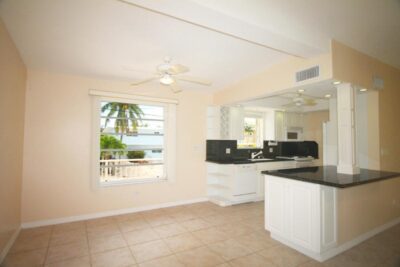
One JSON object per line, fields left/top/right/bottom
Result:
{"left": 99, "top": 177, "right": 168, "bottom": 187}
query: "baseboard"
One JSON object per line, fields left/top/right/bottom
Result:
{"left": 22, "top": 197, "right": 208, "bottom": 229}
{"left": 271, "top": 216, "right": 400, "bottom": 262}
{"left": 0, "top": 227, "right": 21, "bottom": 264}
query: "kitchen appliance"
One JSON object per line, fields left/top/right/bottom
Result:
{"left": 285, "top": 127, "right": 303, "bottom": 141}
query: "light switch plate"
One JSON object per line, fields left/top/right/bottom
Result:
{"left": 226, "top": 148, "right": 231, "bottom": 154}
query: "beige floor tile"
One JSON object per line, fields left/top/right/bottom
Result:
{"left": 297, "top": 260, "right": 324, "bottom": 267}
{"left": 144, "top": 214, "right": 175, "bottom": 227}
{"left": 45, "top": 256, "right": 91, "bottom": 267}
{"left": 381, "top": 254, "right": 400, "bottom": 267}
{"left": 323, "top": 253, "right": 366, "bottom": 267}
{"left": 91, "top": 247, "right": 136, "bottom": 267}
{"left": 215, "top": 263, "right": 233, "bottom": 267}
{"left": 175, "top": 246, "right": 225, "bottom": 267}
{"left": 168, "top": 210, "right": 197, "bottom": 222}
{"left": 86, "top": 217, "right": 115, "bottom": 228}
{"left": 118, "top": 218, "right": 150, "bottom": 232}
{"left": 192, "top": 227, "right": 230, "bottom": 244}
{"left": 10, "top": 234, "right": 51, "bottom": 253}
{"left": 202, "top": 214, "right": 229, "bottom": 226}
{"left": 89, "top": 233, "right": 127, "bottom": 254}
{"left": 180, "top": 218, "right": 211, "bottom": 232}
{"left": 229, "top": 253, "right": 276, "bottom": 267}
{"left": 138, "top": 255, "right": 184, "bottom": 267}
{"left": 164, "top": 232, "right": 203, "bottom": 253}
{"left": 113, "top": 213, "right": 142, "bottom": 223}
{"left": 239, "top": 216, "right": 265, "bottom": 231}
{"left": 258, "top": 245, "right": 310, "bottom": 267}
{"left": 342, "top": 241, "right": 393, "bottom": 267}
{"left": 87, "top": 222, "right": 121, "bottom": 239}
{"left": 3, "top": 248, "right": 47, "bottom": 267}
{"left": 153, "top": 223, "right": 186, "bottom": 238}
{"left": 130, "top": 239, "right": 172, "bottom": 263}
{"left": 53, "top": 221, "right": 86, "bottom": 234}
{"left": 50, "top": 228, "right": 87, "bottom": 246}
{"left": 233, "top": 232, "right": 279, "bottom": 252}
{"left": 18, "top": 226, "right": 53, "bottom": 239}
{"left": 209, "top": 238, "right": 252, "bottom": 261}
{"left": 46, "top": 240, "right": 89, "bottom": 264}
{"left": 122, "top": 228, "right": 160, "bottom": 245}
{"left": 216, "top": 223, "right": 254, "bottom": 237}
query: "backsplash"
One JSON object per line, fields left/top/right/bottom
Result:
{"left": 206, "top": 140, "right": 318, "bottom": 161}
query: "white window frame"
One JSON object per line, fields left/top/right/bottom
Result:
{"left": 90, "top": 90, "right": 177, "bottom": 188}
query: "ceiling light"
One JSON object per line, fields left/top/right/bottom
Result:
{"left": 360, "top": 88, "right": 368, "bottom": 92}
{"left": 332, "top": 81, "right": 341, "bottom": 85}
{"left": 325, "top": 94, "right": 332, "bottom": 98}
{"left": 298, "top": 89, "right": 305, "bottom": 93}
{"left": 159, "top": 74, "right": 174, "bottom": 85}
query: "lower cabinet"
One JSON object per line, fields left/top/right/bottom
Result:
{"left": 207, "top": 160, "right": 301, "bottom": 206}
{"left": 265, "top": 175, "right": 337, "bottom": 254}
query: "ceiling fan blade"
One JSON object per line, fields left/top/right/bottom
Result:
{"left": 302, "top": 93, "right": 325, "bottom": 100}
{"left": 169, "top": 64, "right": 190, "bottom": 75}
{"left": 176, "top": 75, "right": 212, "bottom": 86}
{"left": 282, "top": 102, "right": 296, "bottom": 108}
{"left": 304, "top": 99, "right": 317, "bottom": 106}
{"left": 170, "top": 82, "right": 182, "bottom": 94}
{"left": 130, "top": 76, "right": 158, "bottom": 86}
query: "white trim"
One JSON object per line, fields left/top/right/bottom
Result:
{"left": 0, "top": 226, "right": 21, "bottom": 263}
{"left": 89, "top": 89, "right": 179, "bottom": 104}
{"left": 21, "top": 197, "right": 208, "bottom": 229}
{"left": 271, "top": 216, "right": 400, "bottom": 262}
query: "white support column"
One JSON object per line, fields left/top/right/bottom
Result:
{"left": 336, "top": 83, "right": 360, "bottom": 174}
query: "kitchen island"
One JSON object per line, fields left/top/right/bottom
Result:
{"left": 262, "top": 166, "right": 400, "bottom": 262}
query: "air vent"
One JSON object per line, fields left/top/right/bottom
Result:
{"left": 295, "top": 66, "right": 319, "bottom": 82}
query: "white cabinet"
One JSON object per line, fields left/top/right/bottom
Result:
{"left": 207, "top": 163, "right": 257, "bottom": 206}
{"left": 206, "top": 106, "right": 244, "bottom": 140}
{"left": 265, "top": 175, "right": 337, "bottom": 256}
{"left": 264, "top": 111, "right": 304, "bottom": 141}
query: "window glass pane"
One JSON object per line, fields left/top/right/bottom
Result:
{"left": 99, "top": 101, "right": 165, "bottom": 183}
{"left": 238, "top": 116, "right": 263, "bottom": 148}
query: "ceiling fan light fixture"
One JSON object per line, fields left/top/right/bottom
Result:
{"left": 160, "top": 74, "right": 174, "bottom": 85}
{"left": 298, "top": 89, "right": 305, "bottom": 93}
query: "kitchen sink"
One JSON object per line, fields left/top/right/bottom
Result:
{"left": 249, "top": 158, "right": 274, "bottom": 162}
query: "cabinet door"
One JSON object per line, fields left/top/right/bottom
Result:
{"left": 265, "top": 175, "right": 287, "bottom": 235}
{"left": 229, "top": 107, "right": 244, "bottom": 140}
{"left": 275, "top": 111, "right": 286, "bottom": 141}
{"left": 233, "top": 165, "right": 257, "bottom": 196}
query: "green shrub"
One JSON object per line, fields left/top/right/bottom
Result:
{"left": 127, "top": 150, "right": 145, "bottom": 159}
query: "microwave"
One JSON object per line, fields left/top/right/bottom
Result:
{"left": 285, "top": 127, "right": 303, "bottom": 141}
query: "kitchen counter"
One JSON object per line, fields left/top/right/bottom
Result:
{"left": 262, "top": 165, "right": 400, "bottom": 188}
{"left": 206, "top": 158, "right": 294, "bottom": 164}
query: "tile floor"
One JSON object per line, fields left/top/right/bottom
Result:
{"left": 1, "top": 201, "right": 399, "bottom": 267}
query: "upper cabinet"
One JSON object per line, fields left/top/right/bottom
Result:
{"left": 207, "top": 106, "right": 244, "bottom": 140}
{"left": 264, "top": 110, "right": 304, "bottom": 141}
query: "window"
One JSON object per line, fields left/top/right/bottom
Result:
{"left": 237, "top": 114, "right": 264, "bottom": 149}
{"left": 90, "top": 91, "right": 177, "bottom": 186}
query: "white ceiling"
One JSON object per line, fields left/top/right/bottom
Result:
{"left": 0, "top": 0, "right": 290, "bottom": 92}
{"left": 1, "top": 0, "right": 399, "bottom": 93}
{"left": 192, "top": 0, "right": 400, "bottom": 69}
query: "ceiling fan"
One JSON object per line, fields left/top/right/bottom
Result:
{"left": 279, "top": 91, "right": 323, "bottom": 108}
{"left": 128, "top": 57, "right": 212, "bottom": 93}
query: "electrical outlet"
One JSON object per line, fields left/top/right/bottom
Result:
{"left": 269, "top": 147, "right": 274, "bottom": 153}
{"left": 226, "top": 148, "right": 231, "bottom": 154}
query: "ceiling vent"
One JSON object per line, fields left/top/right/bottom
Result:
{"left": 295, "top": 66, "right": 319, "bottom": 83}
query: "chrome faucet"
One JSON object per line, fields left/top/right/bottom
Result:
{"left": 251, "top": 150, "right": 263, "bottom": 159}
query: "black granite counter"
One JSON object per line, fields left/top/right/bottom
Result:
{"left": 206, "top": 158, "right": 294, "bottom": 165}
{"left": 262, "top": 166, "right": 400, "bottom": 188}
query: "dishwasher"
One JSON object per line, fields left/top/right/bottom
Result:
{"left": 232, "top": 164, "right": 258, "bottom": 197}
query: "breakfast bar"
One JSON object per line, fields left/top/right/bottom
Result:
{"left": 262, "top": 166, "right": 400, "bottom": 262}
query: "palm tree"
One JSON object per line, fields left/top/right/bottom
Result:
{"left": 101, "top": 102, "right": 144, "bottom": 140}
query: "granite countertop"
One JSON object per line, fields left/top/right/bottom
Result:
{"left": 206, "top": 158, "right": 294, "bottom": 165}
{"left": 262, "top": 165, "right": 400, "bottom": 188}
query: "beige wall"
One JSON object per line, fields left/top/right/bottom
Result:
{"left": 21, "top": 70, "right": 212, "bottom": 223}
{"left": 0, "top": 19, "right": 26, "bottom": 256}
{"left": 302, "top": 110, "right": 329, "bottom": 165}
{"left": 332, "top": 40, "right": 400, "bottom": 172}
{"left": 213, "top": 53, "right": 332, "bottom": 105}
{"left": 337, "top": 176, "right": 400, "bottom": 244}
